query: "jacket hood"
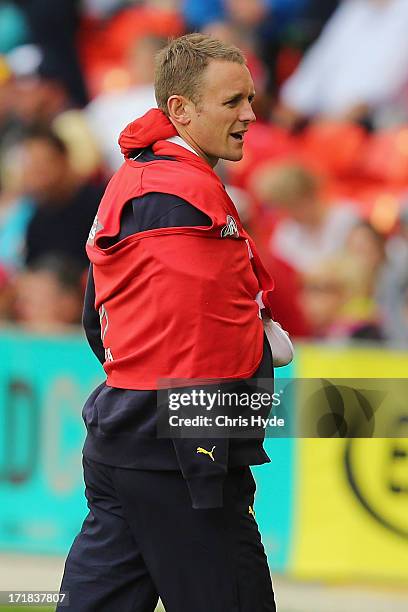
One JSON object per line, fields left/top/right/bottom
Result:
{"left": 119, "top": 108, "right": 177, "bottom": 157}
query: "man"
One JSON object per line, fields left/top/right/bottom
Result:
{"left": 19, "top": 127, "right": 103, "bottom": 270}
{"left": 254, "top": 162, "right": 357, "bottom": 273}
{"left": 59, "top": 34, "right": 277, "bottom": 612}
{"left": 14, "top": 253, "right": 83, "bottom": 332}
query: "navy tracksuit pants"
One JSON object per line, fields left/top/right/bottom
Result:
{"left": 58, "top": 457, "right": 276, "bottom": 612}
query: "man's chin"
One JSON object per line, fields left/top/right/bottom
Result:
{"left": 223, "top": 149, "right": 244, "bottom": 162}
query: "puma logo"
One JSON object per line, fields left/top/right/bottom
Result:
{"left": 196, "top": 446, "right": 216, "bottom": 462}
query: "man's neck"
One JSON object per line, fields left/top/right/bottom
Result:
{"left": 169, "top": 124, "right": 218, "bottom": 168}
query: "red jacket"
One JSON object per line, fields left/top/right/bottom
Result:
{"left": 86, "top": 109, "right": 274, "bottom": 389}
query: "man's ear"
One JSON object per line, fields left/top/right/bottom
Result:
{"left": 167, "top": 95, "right": 192, "bottom": 127}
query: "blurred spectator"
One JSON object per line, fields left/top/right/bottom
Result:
{"left": 0, "top": 0, "right": 404, "bottom": 347}
{"left": 52, "top": 110, "right": 102, "bottom": 181}
{"left": 13, "top": 253, "right": 83, "bottom": 332}
{"left": 350, "top": 217, "right": 408, "bottom": 347}
{"left": 15, "top": 0, "right": 88, "bottom": 106}
{"left": 0, "top": 45, "right": 101, "bottom": 177}
{"left": 77, "top": 3, "right": 183, "bottom": 97}
{"left": 0, "top": 195, "right": 34, "bottom": 271}
{"left": 5, "top": 44, "right": 70, "bottom": 128}
{"left": 386, "top": 205, "right": 408, "bottom": 265}
{"left": 0, "top": 142, "right": 34, "bottom": 272}
{"left": 346, "top": 221, "right": 386, "bottom": 297}
{"left": 82, "top": 0, "right": 126, "bottom": 19}
{"left": 86, "top": 34, "right": 167, "bottom": 173}
{"left": 3, "top": 44, "right": 102, "bottom": 179}
{"left": 301, "top": 255, "right": 383, "bottom": 340}
{"left": 190, "top": 0, "right": 309, "bottom": 97}
{"left": 182, "top": 0, "right": 226, "bottom": 30}
{"left": 253, "top": 162, "right": 357, "bottom": 272}
{"left": 18, "top": 127, "right": 103, "bottom": 270}
{"left": 380, "top": 264, "right": 408, "bottom": 347}
{"left": 183, "top": 0, "right": 305, "bottom": 31}
{"left": 293, "top": 0, "right": 340, "bottom": 43}
{"left": 224, "top": 0, "right": 269, "bottom": 27}
{"left": 0, "top": 56, "right": 13, "bottom": 137}
{"left": 278, "top": 0, "right": 408, "bottom": 128}
{"left": 301, "top": 259, "right": 349, "bottom": 338}
{"left": 346, "top": 221, "right": 391, "bottom": 340}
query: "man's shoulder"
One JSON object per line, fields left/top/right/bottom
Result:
{"left": 104, "top": 154, "right": 222, "bottom": 217}
{"left": 140, "top": 155, "right": 220, "bottom": 196}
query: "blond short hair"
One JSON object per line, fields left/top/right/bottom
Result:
{"left": 154, "top": 33, "right": 245, "bottom": 115}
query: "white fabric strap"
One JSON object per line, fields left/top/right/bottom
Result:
{"left": 166, "top": 135, "right": 199, "bottom": 157}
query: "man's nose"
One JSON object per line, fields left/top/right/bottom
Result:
{"left": 239, "top": 102, "right": 256, "bottom": 124}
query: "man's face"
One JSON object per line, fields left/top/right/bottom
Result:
{"left": 183, "top": 60, "right": 256, "bottom": 166}
{"left": 21, "top": 140, "right": 68, "bottom": 203}
{"left": 14, "top": 270, "right": 81, "bottom": 331}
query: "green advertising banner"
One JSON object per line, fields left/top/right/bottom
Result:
{"left": 0, "top": 329, "right": 103, "bottom": 554}
{"left": 0, "top": 329, "right": 294, "bottom": 573}
{"left": 2, "top": 330, "right": 406, "bottom": 582}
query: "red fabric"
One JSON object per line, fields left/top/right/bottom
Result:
{"left": 119, "top": 109, "right": 177, "bottom": 156}
{"left": 87, "top": 110, "right": 274, "bottom": 389}
{"left": 250, "top": 212, "right": 310, "bottom": 338}
{"left": 259, "top": 252, "right": 311, "bottom": 339}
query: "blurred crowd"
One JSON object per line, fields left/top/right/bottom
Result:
{"left": 0, "top": 0, "right": 408, "bottom": 347}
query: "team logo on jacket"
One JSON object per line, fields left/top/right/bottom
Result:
{"left": 221, "top": 215, "right": 239, "bottom": 238}
{"left": 99, "top": 304, "right": 109, "bottom": 341}
{"left": 87, "top": 215, "right": 104, "bottom": 246}
{"left": 99, "top": 304, "right": 114, "bottom": 362}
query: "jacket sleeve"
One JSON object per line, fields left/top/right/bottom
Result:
{"left": 82, "top": 264, "right": 105, "bottom": 365}
{"left": 172, "top": 435, "right": 228, "bottom": 509}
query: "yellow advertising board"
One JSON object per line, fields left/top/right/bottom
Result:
{"left": 291, "top": 345, "right": 408, "bottom": 582}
